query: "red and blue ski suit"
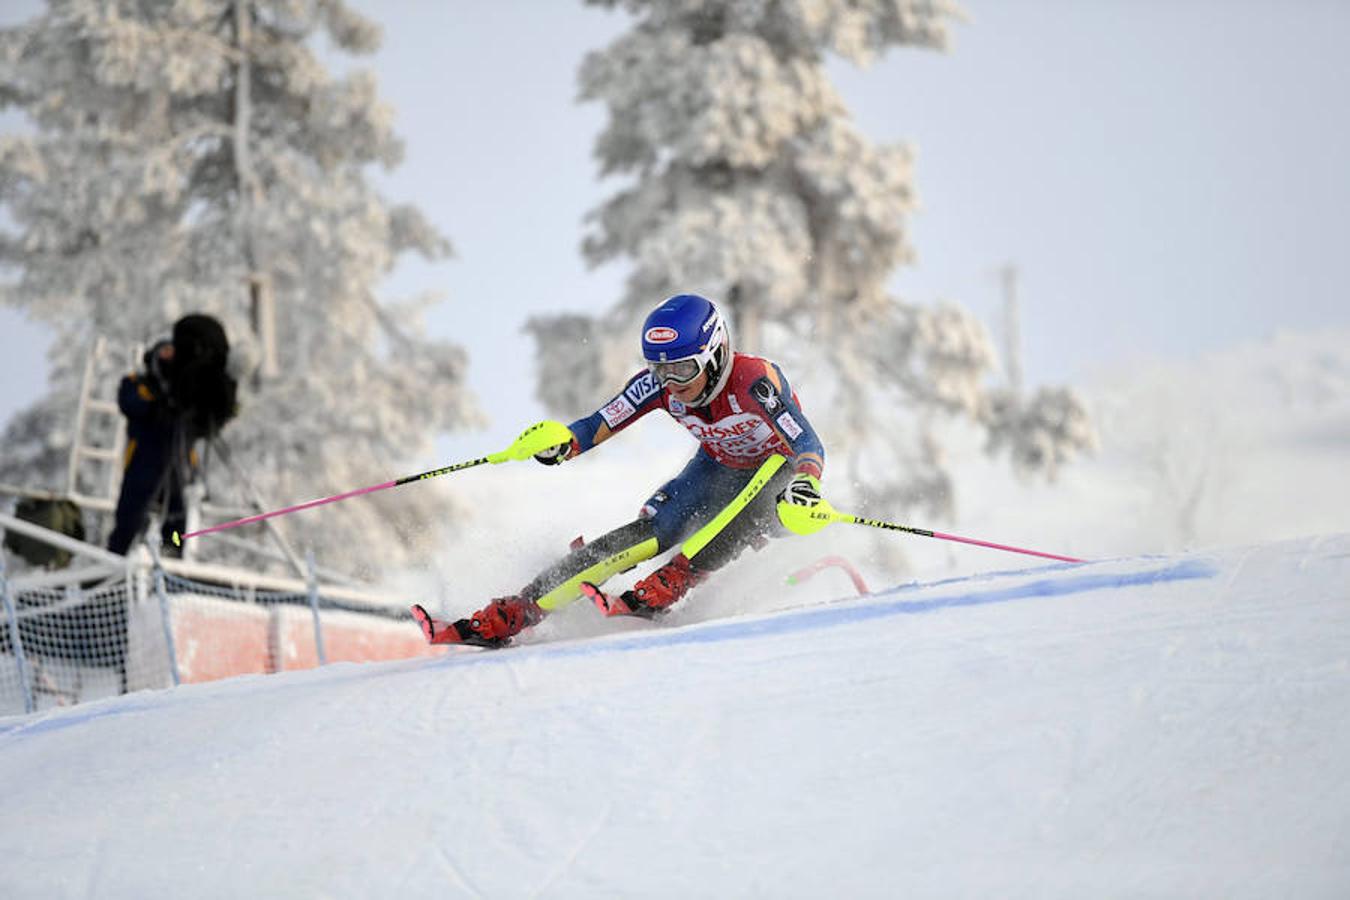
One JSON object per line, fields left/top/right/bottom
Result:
{"left": 560, "top": 352, "right": 825, "bottom": 569}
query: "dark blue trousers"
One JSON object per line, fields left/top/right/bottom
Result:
{"left": 107, "top": 437, "right": 185, "bottom": 555}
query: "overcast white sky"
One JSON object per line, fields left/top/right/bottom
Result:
{"left": 2, "top": 0, "right": 1347, "bottom": 458}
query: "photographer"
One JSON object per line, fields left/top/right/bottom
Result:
{"left": 107, "top": 314, "right": 238, "bottom": 556}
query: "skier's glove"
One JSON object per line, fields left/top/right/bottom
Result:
{"left": 534, "top": 440, "right": 577, "bottom": 466}
{"left": 778, "top": 473, "right": 822, "bottom": 508}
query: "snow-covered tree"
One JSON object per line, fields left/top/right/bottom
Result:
{"left": 533, "top": 0, "right": 1093, "bottom": 562}
{"left": 0, "top": 0, "right": 479, "bottom": 578}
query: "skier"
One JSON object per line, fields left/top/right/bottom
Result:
{"left": 415, "top": 293, "right": 826, "bottom": 647}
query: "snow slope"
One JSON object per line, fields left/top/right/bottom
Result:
{"left": 2, "top": 534, "right": 1347, "bottom": 898}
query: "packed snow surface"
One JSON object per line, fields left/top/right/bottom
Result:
{"left": 2, "top": 534, "right": 1348, "bottom": 898}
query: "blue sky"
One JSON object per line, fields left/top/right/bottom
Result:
{"left": 2, "top": 0, "right": 1347, "bottom": 458}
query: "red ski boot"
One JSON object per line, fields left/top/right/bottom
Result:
{"left": 412, "top": 596, "right": 543, "bottom": 648}
{"left": 585, "top": 554, "right": 705, "bottom": 619}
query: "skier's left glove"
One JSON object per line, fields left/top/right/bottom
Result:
{"left": 534, "top": 439, "right": 578, "bottom": 466}
{"left": 778, "top": 473, "right": 822, "bottom": 508}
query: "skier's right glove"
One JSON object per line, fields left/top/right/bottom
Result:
{"left": 534, "top": 438, "right": 578, "bottom": 466}
{"left": 778, "top": 473, "right": 822, "bottom": 508}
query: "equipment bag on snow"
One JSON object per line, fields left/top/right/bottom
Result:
{"left": 4, "top": 497, "right": 87, "bottom": 569}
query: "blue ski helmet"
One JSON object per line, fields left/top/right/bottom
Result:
{"left": 641, "top": 293, "right": 732, "bottom": 406}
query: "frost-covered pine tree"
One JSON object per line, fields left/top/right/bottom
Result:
{"left": 0, "top": 0, "right": 478, "bottom": 578}
{"left": 532, "top": 0, "right": 1094, "bottom": 569}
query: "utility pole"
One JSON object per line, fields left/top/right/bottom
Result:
{"left": 233, "top": 0, "right": 278, "bottom": 387}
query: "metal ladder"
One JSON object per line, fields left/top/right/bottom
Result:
{"left": 66, "top": 336, "right": 139, "bottom": 513}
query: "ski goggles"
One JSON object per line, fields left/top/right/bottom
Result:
{"left": 648, "top": 357, "right": 703, "bottom": 386}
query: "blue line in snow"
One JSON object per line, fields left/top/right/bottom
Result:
{"left": 0, "top": 559, "right": 1216, "bottom": 739}
{"left": 436, "top": 557, "right": 1219, "bottom": 666}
